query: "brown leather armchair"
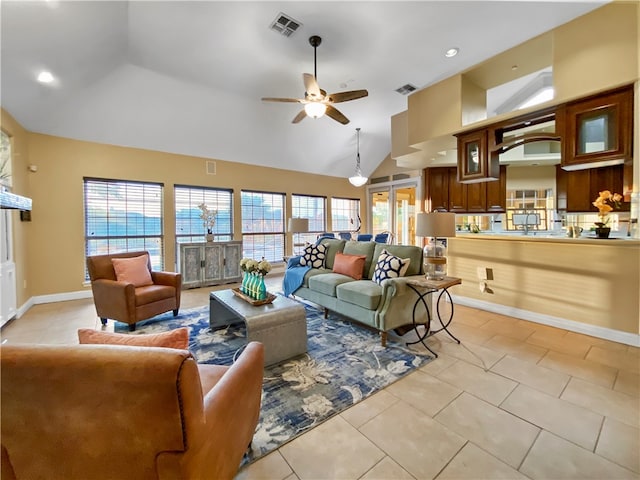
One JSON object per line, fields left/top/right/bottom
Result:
{"left": 87, "top": 250, "right": 181, "bottom": 331}
{"left": 1, "top": 341, "right": 264, "bottom": 480}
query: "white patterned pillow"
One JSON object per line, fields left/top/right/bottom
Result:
{"left": 299, "top": 242, "right": 327, "bottom": 268}
{"left": 372, "top": 249, "right": 411, "bottom": 284}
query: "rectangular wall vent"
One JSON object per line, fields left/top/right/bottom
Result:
{"left": 206, "top": 161, "right": 216, "bottom": 175}
{"left": 370, "top": 176, "right": 390, "bottom": 184}
{"left": 395, "top": 84, "right": 417, "bottom": 95}
{"left": 269, "top": 13, "right": 302, "bottom": 37}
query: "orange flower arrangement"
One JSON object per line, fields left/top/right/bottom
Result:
{"left": 592, "top": 190, "right": 622, "bottom": 227}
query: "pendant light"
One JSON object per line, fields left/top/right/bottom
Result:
{"left": 349, "top": 128, "right": 368, "bottom": 187}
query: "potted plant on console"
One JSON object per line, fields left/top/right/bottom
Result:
{"left": 592, "top": 190, "right": 622, "bottom": 239}
{"left": 198, "top": 203, "right": 217, "bottom": 242}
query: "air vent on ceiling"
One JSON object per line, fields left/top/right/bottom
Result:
{"left": 395, "top": 84, "right": 417, "bottom": 95}
{"left": 269, "top": 13, "right": 302, "bottom": 37}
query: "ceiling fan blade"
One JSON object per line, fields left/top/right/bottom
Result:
{"left": 325, "top": 105, "right": 349, "bottom": 125}
{"left": 303, "top": 73, "right": 322, "bottom": 99}
{"left": 262, "top": 97, "right": 304, "bottom": 103}
{"left": 327, "top": 90, "right": 369, "bottom": 103}
{"left": 292, "top": 110, "right": 307, "bottom": 124}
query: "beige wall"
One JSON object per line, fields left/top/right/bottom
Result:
{"left": 505, "top": 165, "right": 556, "bottom": 193}
{"left": 448, "top": 236, "right": 640, "bottom": 336}
{"left": 7, "top": 120, "right": 365, "bottom": 298}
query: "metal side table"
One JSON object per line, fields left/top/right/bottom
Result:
{"left": 405, "top": 276, "right": 462, "bottom": 357}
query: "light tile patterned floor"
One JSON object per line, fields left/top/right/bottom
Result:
{"left": 2, "top": 275, "right": 639, "bottom": 480}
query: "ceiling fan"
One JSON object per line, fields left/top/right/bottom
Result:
{"left": 261, "top": 35, "right": 368, "bottom": 125}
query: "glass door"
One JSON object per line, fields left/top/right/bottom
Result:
{"left": 368, "top": 179, "right": 420, "bottom": 245}
{"left": 394, "top": 185, "right": 417, "bottom": 246}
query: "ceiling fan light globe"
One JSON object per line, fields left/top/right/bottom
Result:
{"left": 349, "top": 175, "right": 368, "bottom": 187}
{"left": 304, "top": 102, "right": 327, "bottom": 118}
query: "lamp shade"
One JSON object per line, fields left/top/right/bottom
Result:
{"left": 288, "top": 218, "right": 309, "bottom": 233}
{"left": 416, "top": 212, "right": 456, "bottom": 238}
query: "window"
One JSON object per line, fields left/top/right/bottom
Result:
{"left": 331, "top": 197, "right": 361, "bottom": 233}
{"left": 241, "top": 190, "right": 285, "bottom": 262}
{"left": 175, "top": 185, "right": 233, "bottom": 243}
{"left": 505, "top": 188, "right": 552, "bottom": 231}
{"left": 292, "top": 194, "right": 326, "bottom": 250}
{"left": 84, "top": 178, "right": 164, "bottom": 272}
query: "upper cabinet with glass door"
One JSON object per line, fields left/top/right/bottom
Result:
{"left": 456, "top": 129, "right": 500, "bottom": 183}
{"left": 556, "top": 85, "right": 633, "bottom": 171}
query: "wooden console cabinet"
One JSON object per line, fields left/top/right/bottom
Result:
{"left": 177, "top": 241, "right": 242, "bottom": 289}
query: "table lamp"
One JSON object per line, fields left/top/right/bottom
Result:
{"left": 416, "top": 212, "right": 456, "bottom": 280}
{"left": 288, "top": 218, "right": 309, "bottom": 254}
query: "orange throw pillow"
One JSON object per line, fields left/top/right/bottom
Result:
{"left": 111, "top": 254, "right": 153, "bottom": 287}
{"left": 332, "top": 252, "right": 367, "bottom": 280}
{"left": 78, "top": 327, "right": 189, "bottom": 350}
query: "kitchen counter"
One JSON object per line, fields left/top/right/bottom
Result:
{"left": 447, "top": 235, "right": 640, "bottom": 344}
{"left": 454, "top": 232, "right": 640, "bottom": 245}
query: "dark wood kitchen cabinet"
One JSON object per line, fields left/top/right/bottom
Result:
{"left": 556, "top": 164, "right": 629, "bottom": 213}
{"left": 557, "top": 84, "right": 633, "bottom": 171}
{"left": 425, "top": 166, "right": 506, "bottom": 213}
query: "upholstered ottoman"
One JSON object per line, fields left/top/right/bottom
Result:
{"left": 209, "top": 289, "right": 307, "bottom": 366}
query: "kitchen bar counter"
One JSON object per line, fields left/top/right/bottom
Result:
{"left": 455, "top": 232, "right": 640, "bottom": 245}
{"left": 447, "top": 235, "right": 640, "bottom": 344}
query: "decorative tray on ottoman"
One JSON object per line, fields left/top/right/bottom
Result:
{"left": 231, "top": 287, "right": 276, "bottom": 306}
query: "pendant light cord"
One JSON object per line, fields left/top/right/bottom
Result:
{"left": 355, "top": 127, "right": 361, "bottom": 174}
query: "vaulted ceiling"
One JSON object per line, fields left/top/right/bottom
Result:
{"left": 1, "top": 1, "right": 606, "bottom": 180}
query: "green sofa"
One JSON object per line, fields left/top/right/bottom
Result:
{"left": 285, "top": 238, "right": 428, "bottom": 346}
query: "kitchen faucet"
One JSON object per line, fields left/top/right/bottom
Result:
{"left": 523, "top": 212, "right": 537, "bottom": 235}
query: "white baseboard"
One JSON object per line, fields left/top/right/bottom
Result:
{"left": 13, "top": 288, "right": 638, "bottom": 347}
{"left": 451, "top": 294, "right": 640, "bottom": 347}
{"left": 16, "top": 290, "right": 93, "bottom": 319}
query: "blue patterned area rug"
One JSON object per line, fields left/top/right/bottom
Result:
{"left": 115, "top": 301, "right": 433, "bottom": 464}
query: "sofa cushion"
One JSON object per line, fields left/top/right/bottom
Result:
{"left": 317, "top": 238, "right": 346, "bottom": 270}
{"left": 369, "top": 243, "right": 423, "bottom": 278}
{"left": 308, "top": 273, "right": 354, "bottom": 297}
{"left": 78, "top": 327, "right": 189, "bottom": 349}
{"left": 343, "top": 240, "right": 376, "bottom": 279}
{"left": 332, "top": 252, "right": 367, "bottom": 280}
{"left": 336, "top": 281, "right": 382, "bottom": 310}
{"left": 112, "top": 254, "right": 153, "bottom": 287}
{"left": 300, "top": 243, "right": 327, "bottom": 268}
{"left": 372, "top": 249, "right": 411, "bottom": 284}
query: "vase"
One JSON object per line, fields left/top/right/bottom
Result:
{"left": 595, "top": 227, "right": 611, "bottom": 239}
{"left": 205, "top": 233, "right": 214, "bottom": 242}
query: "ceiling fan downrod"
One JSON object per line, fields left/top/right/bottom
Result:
{"left": 309, "top": 35, "right": 322, "bottom": 81}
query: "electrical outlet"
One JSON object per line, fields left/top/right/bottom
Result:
{"left": 23, "top": 280, "right": 27, "bottom": 289}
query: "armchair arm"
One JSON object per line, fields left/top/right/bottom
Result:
{"left": 186, "top": 342, "right": 264, "bottom": 479}
{"left": 90, "top": 279, "right": 136, "bottom": 323}
{"left": 151, "top": 271, "right": 181, "bottom": 288}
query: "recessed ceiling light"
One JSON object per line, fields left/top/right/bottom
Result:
{"left": 445, "top": 47, "right": 459, "bottom": 58}
{"left": 37, "top": 71, "right": 54, "bottom": 83}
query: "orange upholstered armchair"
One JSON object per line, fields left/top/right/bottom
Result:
{"left": 87, "top": 251, "right": 181, "bottom": 331}
{"left": 1, "top": 342, "right": 264, "bottom": 480}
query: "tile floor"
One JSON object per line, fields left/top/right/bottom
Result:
{"left": 2, "top": 274, "right": 639, "bottom": 480}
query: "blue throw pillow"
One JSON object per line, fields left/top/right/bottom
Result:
{"left": 372, "top": 249, "right": 411, "bottom": 284}
{"left": 299, "top": 242, "right": 327, "bottom": 268}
